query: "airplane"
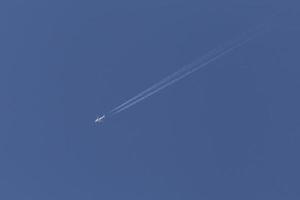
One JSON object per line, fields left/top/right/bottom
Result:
{"left": 95, "top": 115, "right": 105, "bottom": 124}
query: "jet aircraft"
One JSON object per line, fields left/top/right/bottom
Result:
{"left": 95, "top": 115, "right": 105, "bottom": 124}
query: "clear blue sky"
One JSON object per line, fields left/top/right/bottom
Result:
{"left": 1, "top": 0, "right": 299, "bottom": 199}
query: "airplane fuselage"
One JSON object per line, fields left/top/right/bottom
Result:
{"left": 95, "top": 115, "right": 105, "bottom": 124}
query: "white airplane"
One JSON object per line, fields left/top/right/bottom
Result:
{"left": 95, "top": 115, "right": 105, "bottom": 124}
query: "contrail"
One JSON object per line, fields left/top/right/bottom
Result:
{"left": 109, "top": 25, "right": 267, "bottom": 116}
{"left": 109, "top": 46, "right": 223, "bottom": 114}
{"left": 110, "top": 39, "right": 241, "bottom": 114}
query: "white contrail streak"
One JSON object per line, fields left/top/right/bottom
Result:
{"left": 109, "top": 47, "right": 222, "bottom": 114}
{"left": 109, "top": 26, "right": 266, "bottom": 116}
{"left": 110, "top": 39, "right": 241, "bottom": 114}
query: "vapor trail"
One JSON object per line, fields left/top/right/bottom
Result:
{"left": 110, "top": 47, "right": 222, "bottom": 114}
{"left": 109, "top": 25, "right": 267, "bottom": 116}
{"left": 110, "top": 38, "right": 243, "bottom": 115}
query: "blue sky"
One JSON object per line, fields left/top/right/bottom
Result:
{"left": 1, "top": 0, "right": 300, "bottom": 199}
